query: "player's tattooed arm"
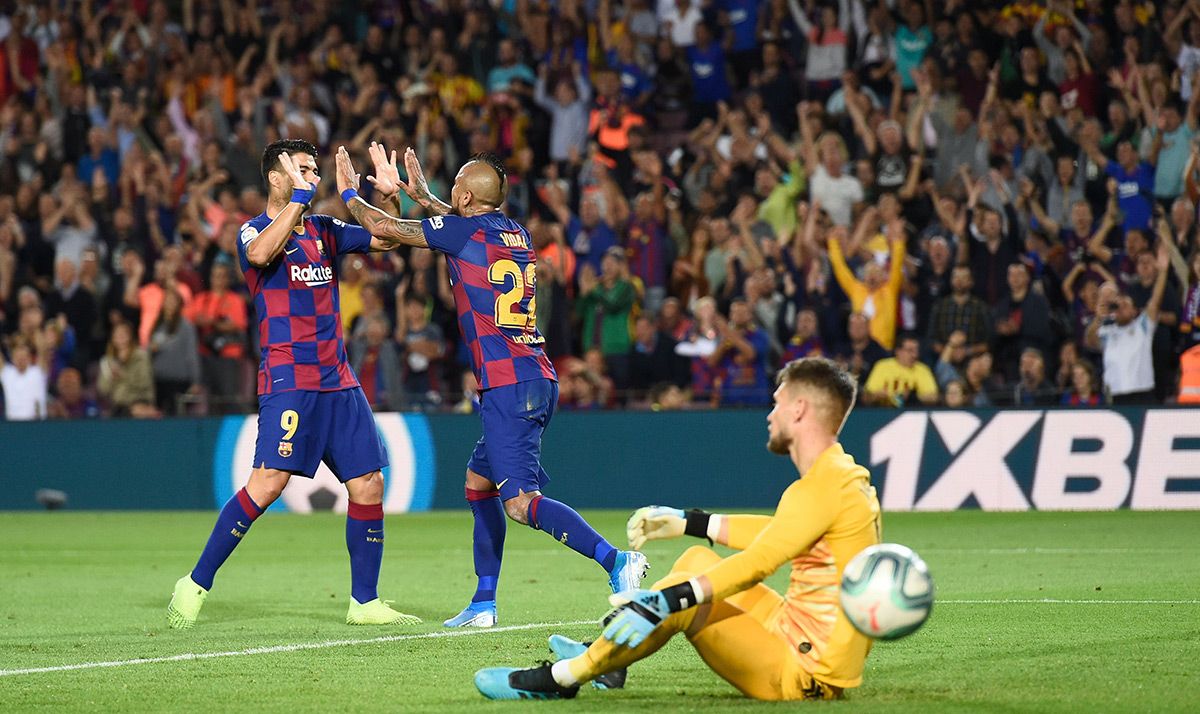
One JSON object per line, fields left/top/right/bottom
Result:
{"left": 344, "top": 197, "right": 430, "bottom": 250}
{"left": 338, "top": 145, "right": 429, "bottom": 250}
{"left": 384, "top": 192, "right": 405, "bottom": 219}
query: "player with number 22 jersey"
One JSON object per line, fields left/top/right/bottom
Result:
{"left": 336, "top": 143, "right": 648, "bottom": 632}
{"left": 422, "top": 211, "right": 556, "bottom": 390}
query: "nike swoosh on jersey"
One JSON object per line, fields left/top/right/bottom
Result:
{"left": 285, "top": 247, "right": 299, "bottom": 255}
{"left": 237, "top": 521, "right": 248, "bottom": 528}
{"left": 367, "top": 528, "right": 383, "bottom": 533}
{"left": 496, "top": 478, "right": 509, "bottom": 489}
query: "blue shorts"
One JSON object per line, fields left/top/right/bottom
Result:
{"left": 253, "top": 388, "right": 387, "bottom": 481}
{"left": 467, "top": 378, "right": 557, "bottom": 501}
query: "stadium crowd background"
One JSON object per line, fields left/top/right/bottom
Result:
{"left": 2, "top": 0, "right": 1200, "bottom": 419}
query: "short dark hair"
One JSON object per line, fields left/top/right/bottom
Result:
{"left": 776, "top": 357, "right": 858, "bottom": 434}
{"left": 469, "top": 152, "right": 507, "bottom": 195}
{"left": 261, "top": 139, "right": 319, "bottom": 185}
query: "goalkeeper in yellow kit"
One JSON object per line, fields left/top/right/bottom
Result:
{"left": 474, "top": 357, "right": 882, "bottom": 701}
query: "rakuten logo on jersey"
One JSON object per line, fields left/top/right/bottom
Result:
{"left": 290, "top": 264, "right": 334, "bottom": 287}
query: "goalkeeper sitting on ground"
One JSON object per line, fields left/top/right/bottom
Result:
{"left": 474, "top": 357, "right": 882, "bottom": 701}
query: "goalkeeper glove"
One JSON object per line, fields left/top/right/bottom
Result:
{"left": 626, "top": 506, "right": 715, "bottom": 550}
{"left": 603, "top": 583, "right": 703, "bottom": 647}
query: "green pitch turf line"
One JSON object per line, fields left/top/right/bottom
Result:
{"left": 5, "top": 599, "right": 1196, "bottom": 679}
{"left": 0, "top": 619, "right": 595, "bottom": 678}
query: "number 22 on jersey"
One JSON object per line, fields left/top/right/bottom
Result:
{"left": 488, "top": 259, "right": 538, "bottom": 329}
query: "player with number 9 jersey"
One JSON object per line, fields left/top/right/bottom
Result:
{"left": 167, "top": 140, "right": 419, "bottom": 632}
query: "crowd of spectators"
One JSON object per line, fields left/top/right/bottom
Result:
{"left": 4, "top": 0, "right": 1200, "bottom": 420}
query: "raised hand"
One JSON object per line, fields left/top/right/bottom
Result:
{"left": 626, "top": 506, "right": 686, "bottom": 550}
{"left": 335, "top": 146, "right": 360, "bottom": 194}
{"left": 578, "top": 263, "right": 599, "bottom": 294}
{"left": 1109, "top": 68, "right": 1130, "bottom": 94}
{"left": 365, "top": 141, "right": 401, "bottom": 198}
{"left": 964, "top": 173, "right": 985, "bottom": 207}
{"left": 1018, "top": 176, "right": 1036, "bottom": 200}
{"left": 402, "top": 147, "right": 434, "bottom": 207}
{"left": 1156, "top": 243, "right": 1171, "bottom": 271}
{"left": 277, "top": 152, "right": 313, "bottom": 190}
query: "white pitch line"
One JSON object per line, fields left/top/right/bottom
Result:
{"left": 920, "top": 548, "right": 1189, "bottom": 555}
{"left": 939, "top": 599, "right": 1200, "bottom": 605}
{"left": 0, "top": 619, "right": 595, "bottom": 678}
{"left": 7, "top": 599, "right": 1200, "bottom": 678}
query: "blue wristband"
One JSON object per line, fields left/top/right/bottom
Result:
{"left": 290, "top": 184, "right": 316, "bottom": 205}
{"left": 340, "top": 188, "right": 359, "bottom": 203}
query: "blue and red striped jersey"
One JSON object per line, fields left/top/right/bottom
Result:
{"left": 236, "top": 212, "right": 371, "bottom": 394}
{"left": 625, "top": 218, "right": 669, "bottom": 290}
{"left": 421, "top": 212, "right": 557, "bottom": 390}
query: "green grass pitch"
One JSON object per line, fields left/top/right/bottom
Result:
{"left": 1, "top": 510, "right": 1198, "bottom": 712}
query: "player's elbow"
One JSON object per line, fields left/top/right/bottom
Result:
{"left": 245, "top": 243, "right": 271, "bottom": 268}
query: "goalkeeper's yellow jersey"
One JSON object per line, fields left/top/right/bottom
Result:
{"left": 701, "top": 442, "right": 881, "bottom": 689}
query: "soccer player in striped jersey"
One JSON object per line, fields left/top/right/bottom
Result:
{"left": 167, "top": 140, "right": 421, "bottom": 629}
{"left": 335, "top": 143, "right": 648, "bottom": 630}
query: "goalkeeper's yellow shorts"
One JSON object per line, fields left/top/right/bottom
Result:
{"left": 668, "top": 546, "right": 844, "bottom": 701}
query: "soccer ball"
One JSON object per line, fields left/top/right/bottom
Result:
{"left": 839, "top": 543, "right": 934, "bottom": 640}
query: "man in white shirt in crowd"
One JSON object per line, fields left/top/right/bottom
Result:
{"left": 800, "top": 102, "right": 863, "bottom": 227}
{"left": 1087, "top": 248, "right": 1169, "bottom": 405}
{"left": 0, "top": 338, "right": 48, "bottom": 420}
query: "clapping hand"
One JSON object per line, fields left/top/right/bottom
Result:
{"left": 366, "top": 141, "right": 402, "bottom": 198}
{"left": 400, "top": 147, "right": 433, "bottom": 208}
{"left": 278, "top": 151, "right": 316, "bottom": 191}
{"left": 335, "top": 146, "right": 360, "bottom": 194}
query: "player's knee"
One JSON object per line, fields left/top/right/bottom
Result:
{"left": 674, "top": 545, "right": 719, "bottom": 573}
{"left": 247, "top": 468, "right": 289, "bottom": 506}
{"left": 503, "top": 493, "right": 533, "bottom": 525}
{"left": 347, "top": 471, "right": 385, "bottom": 504}
{"left": 464, "top": 469, "right": 495, "bottom": 492}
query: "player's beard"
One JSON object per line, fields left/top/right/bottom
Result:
{"left": 767, "top": 430, "right": 791, "bottom": 455}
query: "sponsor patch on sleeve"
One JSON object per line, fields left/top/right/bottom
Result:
{"left": 240, "top": 224, "right": 259, "bottom": 245}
